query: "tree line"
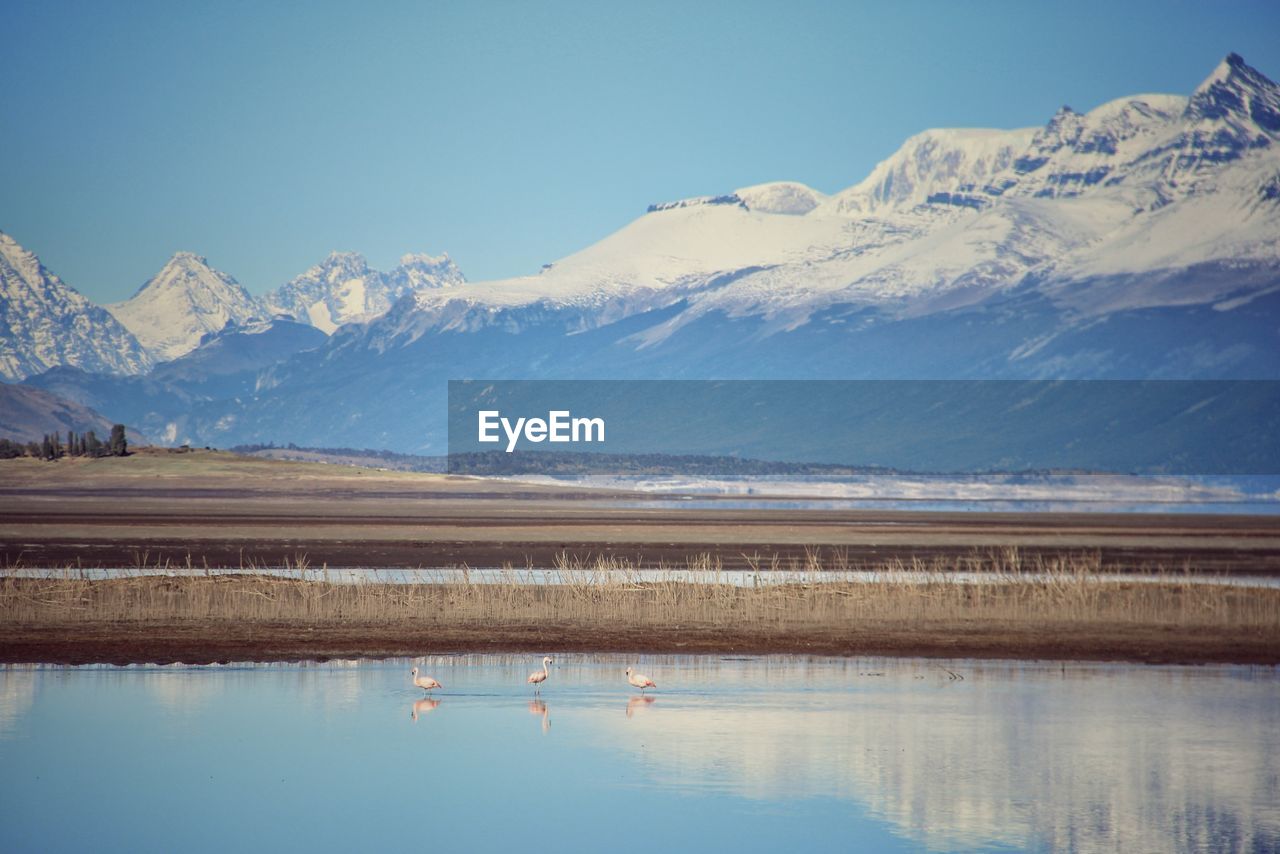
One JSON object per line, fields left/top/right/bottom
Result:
{"left": 0, "top": 425, "right": 128, "bottom": 460}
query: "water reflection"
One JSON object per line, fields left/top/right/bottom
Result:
{"left": 0, "top": 657, "right": 1275, "bottom": 854}
{"left": 528, "top": 699, "right": 551, "bottom": 733}
{"left": 625, "top": 695, "right": 655, "bottom": 718}
{"left": 597, "top": 661, "right": 1280, "bottom": 853}
{"left": 410, "top": 698, "right": 441, "bottom": 722}
{"left": 0, "top": 669, "right": 35, "bottom": 735}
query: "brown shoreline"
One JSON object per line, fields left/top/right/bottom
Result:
{"left": 3, "top": 621, "right": 1277, "bottom": 667}
{"left": 4, "top": 453, "right": 1278, "bottom": 667}
{"left": 5, "top": 451, "right": 1280, "bottom": 574}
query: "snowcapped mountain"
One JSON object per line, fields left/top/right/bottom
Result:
{"left": 12, "top": 53, "right": 1280, "bottom": 454}
{"left": 107, "top": 252, "right": 265, "bottom": 361}
{"left": 264, "top": 251, "right": 464, "bottom": 333}
{"left": 1, "top": 235, "right": 460, "bottom": 400}
{"left": 368, "top": 52, "right": 1280, "bottom": 346}
{"left": 0, "top": 231, "right": 153, "bottom": 382}
{"left": 191, "top": 52, "right": 1280, "bottom": 452}
{"left": 822, "top": 127, "right": 1037, "bottom": 214}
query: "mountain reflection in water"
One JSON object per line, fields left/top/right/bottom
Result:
{"left": 0, "top": 656, "right": 1274, "bottom": 853}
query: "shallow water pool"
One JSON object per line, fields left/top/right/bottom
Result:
{"left": 1, "top": 655, "right": 1276, "bottom": 852}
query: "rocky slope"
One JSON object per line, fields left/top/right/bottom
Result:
{"left": 0, "top": 232, "right": 153, "bottom": 382}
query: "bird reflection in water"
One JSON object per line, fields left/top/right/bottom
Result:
{"left": 626, "top": 695, "right": 655, "bottom": 719}
{"left": 528, "top": 699, "right": 551, "bottom": 733}
{"left": 410, "top": 698, "right": 441, "bottom": 722}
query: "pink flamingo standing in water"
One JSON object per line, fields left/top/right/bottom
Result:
{"left": 625, "top": 666, "right": 656, "bottom": 693}
{"left": 410, "top": 667, "right": 442, "bottom": 695}
{"left": 527, "top": 656, "right": 553, "bottom": 691}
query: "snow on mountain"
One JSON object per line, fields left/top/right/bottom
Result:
{"left": 0, "top": 231, "right": 153, "bottom": 381}
{"left": 1002, "top": 96, "right": 1187, "bottom": 200}
{"left": 388, "top": 252, "right": 466, "bottom": 292}
{"left": 821, "top": 127, "right": 1038, "bottom": 215}
{"left": 735, "top": 182, "right": 827, "bottom": 215}
{"left": 373, "top": 52, "right": 1280, "bottom": 347}
{"left": 265, "top": 251, "right": 464, "bottom": 333}
{"left": 107, "top": 252, "right": 264, "bottom": 361}
{"left": 1053, "top": 151, "right": 1280, "bottom": 301}
{"left": 365, "top": 194, "right": 869, "bottom": 351}
{"left": 1176, "top": 52, "right": 1280, "bottom": 172}
{"left": 16, "top": 53, "right": 1280, "bottom": 454}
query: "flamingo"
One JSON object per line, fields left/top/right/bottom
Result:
{"left": 527, "top": 656, "right": 554, "bottom": 691}
{"left": 410, "top": 666, "right": 442, "bottom": 694}
{"left": 625, "top": 666, "right": 656, "bottom": 693}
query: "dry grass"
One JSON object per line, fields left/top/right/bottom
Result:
{"left": 3, "top": 550, "right": 1277, "bottom": 636}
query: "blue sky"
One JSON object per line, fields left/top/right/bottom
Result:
{"left": 4, "top": 0, "right": 1280, "bottom": 303}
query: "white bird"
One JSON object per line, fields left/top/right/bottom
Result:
{"left": 625, "top": 667, "right": 656, "bottom": 693}
{"left": 527, "top": 656, "right": 554, "bottom": 691}
{"left": 410, "top": 667, "right": 442, "bottom": 694}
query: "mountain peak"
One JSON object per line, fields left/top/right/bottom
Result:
{"left": 323, "top": 250, "right": 368, "bottom": 266}
{"left": 735, "top": 182, "right": 827, "bottom": 215}
{"left": 109, "top": 252, "right": 262, "bottom": 360}
{"left": 169, "top": 250, "right": 209, "bottom": 266}
{"left": 825, "top": 126, "right": 1038, "bottom": 214}
{"left": 0, "top": 231, "right": 154, "bottom": 380}
{"left": 1187, "top": 52, "right": 1280, "bottom": 132}
{"left": 1200, "top": 52, "right": 1251, "bottom": 89}
{"left": 266, "top": 249, "right": 466, "bottom": 334}
{"left": 398, "top": 251, "right": 452, "bottom": 268}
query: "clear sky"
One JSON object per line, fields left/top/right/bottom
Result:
{"left": 4, "top": 0, "right": 1280, "bottom": 303}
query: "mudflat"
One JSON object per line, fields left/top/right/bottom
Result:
{"left": 6, "top": 620, "right": 1276, "bottom": 667}
{"left": 2, "top": 450, "right": 1279, "bottom": 573}
{"left": 2, "top": 451, "right": 1278, "bottom": 666}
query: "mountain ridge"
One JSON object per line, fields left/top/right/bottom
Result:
{"left": 0, "top": 231, "right": 154, "bottom": 382}
{"left": 106, "top": 251, "right": 264, "bottom": 361}
{"left": 263, "top": 250, "right": 464, "bottom": 333}
{"left": 7, "top": 53, "right": 1280, "bottom": 453}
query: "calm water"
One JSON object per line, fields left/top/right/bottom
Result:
{"left": 1, "top": 656, "right": 1277, "bottom": 853}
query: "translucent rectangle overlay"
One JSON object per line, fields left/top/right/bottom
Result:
{"left": 446, "top": 380, "right": 1280, "bottom": 476}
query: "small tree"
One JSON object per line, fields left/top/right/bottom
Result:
{"left": 41, "top": 434, "right": 54, "bottom": 460}
{"left": 85, "top": 430, "right": 102, "bottom": 457}
{"left": 109, "top": 424, "right": 128, "bottom": 456}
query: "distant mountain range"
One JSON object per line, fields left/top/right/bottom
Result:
{"left": 0, "top": 239, "right": 465, "bottom": 377}
{"left": 4, "top": 53, "right": 1279, "bottom": 456}
{"left": 264, "top": 251, "right": 464, "bottom": 334}
{"left": 0, "top": 232, "right": 153, "bottom": 381}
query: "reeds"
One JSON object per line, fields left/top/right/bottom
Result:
{"left": 2, "top": 550, "right": 1276, "bottom": 635}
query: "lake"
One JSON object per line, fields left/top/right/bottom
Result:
{"left": 1, "top": 655, "right": 1277, "bottom": 853}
